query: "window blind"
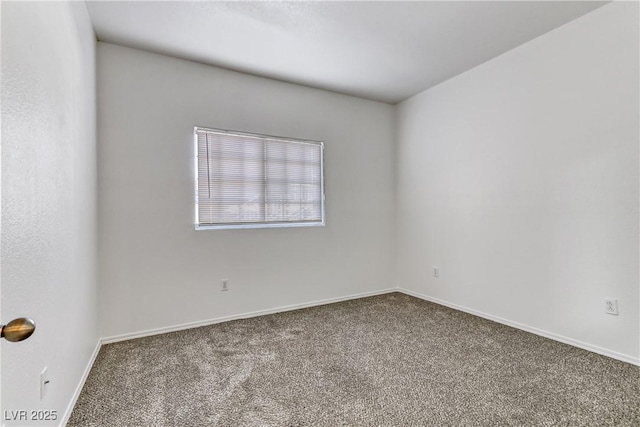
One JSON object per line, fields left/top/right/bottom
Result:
{"left": 195, "top": 127, "right": 325, "bottom": 229}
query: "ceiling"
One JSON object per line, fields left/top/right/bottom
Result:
{"left": 86, "top": 1, "right": 607, "bottom": 104}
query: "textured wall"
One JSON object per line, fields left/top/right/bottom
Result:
{"left": 396, "top": 2, "right": 639, "bottom": 362}
{"left": 1, "top": 2, "right": 98, "bottom": 425}
{"left": 97, "top": 43, "right": 396, "bottom": 338}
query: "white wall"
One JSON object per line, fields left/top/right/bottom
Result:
{"left": 97, "top": 43, "right": 396, "bottom": 338}
{"left": 396, "top": 2, "right": 639, "bottom": 363}
{"left": 1, "top": 1, "right": 98, "bottom": 425}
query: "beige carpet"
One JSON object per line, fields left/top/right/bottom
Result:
{"left": 69, "top": 293, "right": 639, "bottom": 426}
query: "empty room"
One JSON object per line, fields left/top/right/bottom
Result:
{"left": 1, "top": 1, "right": 638, "bottom": 426}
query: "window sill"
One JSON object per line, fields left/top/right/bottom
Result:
{"left": 195, "top": 221, "right": 325, "bottom": 231}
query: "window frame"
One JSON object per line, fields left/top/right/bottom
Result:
{"left": 194, "top": 126, "right": 326, "bottom": 230}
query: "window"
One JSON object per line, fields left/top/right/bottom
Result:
{"left": 195, "top": 127, "right": 325, "bottom": 229}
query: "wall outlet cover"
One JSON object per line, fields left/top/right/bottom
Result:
{"left": 40, "top": 367, "right": 49, "bottom": 400}
{"left": 604, "top": 298, "right": 618, "bottom": 315}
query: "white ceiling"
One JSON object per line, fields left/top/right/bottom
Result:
{"left": 86, "top": 1, "right": 607, "bottom": 104}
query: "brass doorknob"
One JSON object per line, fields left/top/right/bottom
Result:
{"left": 1, "top": 318, "right": 36, "bottom": 342}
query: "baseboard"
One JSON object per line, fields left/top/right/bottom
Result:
{"left": 101, "top": 287, "right": 399, "bottom": 344}
{"left": 399, "top": 288, "right": 640, "bottom": 366}
{"left": 60, "top": 339, "right": 102, "bottom": 427}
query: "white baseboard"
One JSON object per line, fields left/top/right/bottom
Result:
{"left": 60, "top": 339, "right": 102, "bottom": 427}
{"left": 398, "top": 288, "right": 640, "bottom": 366}
{"left": 101, "top": 287, "right": 399, "bottom": 344}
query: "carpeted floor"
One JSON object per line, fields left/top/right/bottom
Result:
{"left": 69, "top": 293, "right": 639, "bottom": 426}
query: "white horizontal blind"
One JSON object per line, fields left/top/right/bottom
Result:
{"left": 196, "top": 127, "right": 324, "bottom": 228}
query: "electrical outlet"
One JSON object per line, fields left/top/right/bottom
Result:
{"left": 40, "top": 367, "right": 50, "bottom": 399}
{"left": 433, "top": 267, "right": 439, "bottom": 278}
{"left": 220, "top": 279, "right": 229, "bottom": 292}
{"left": 604, "top": 298, "right": 618, "bottom": 315}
